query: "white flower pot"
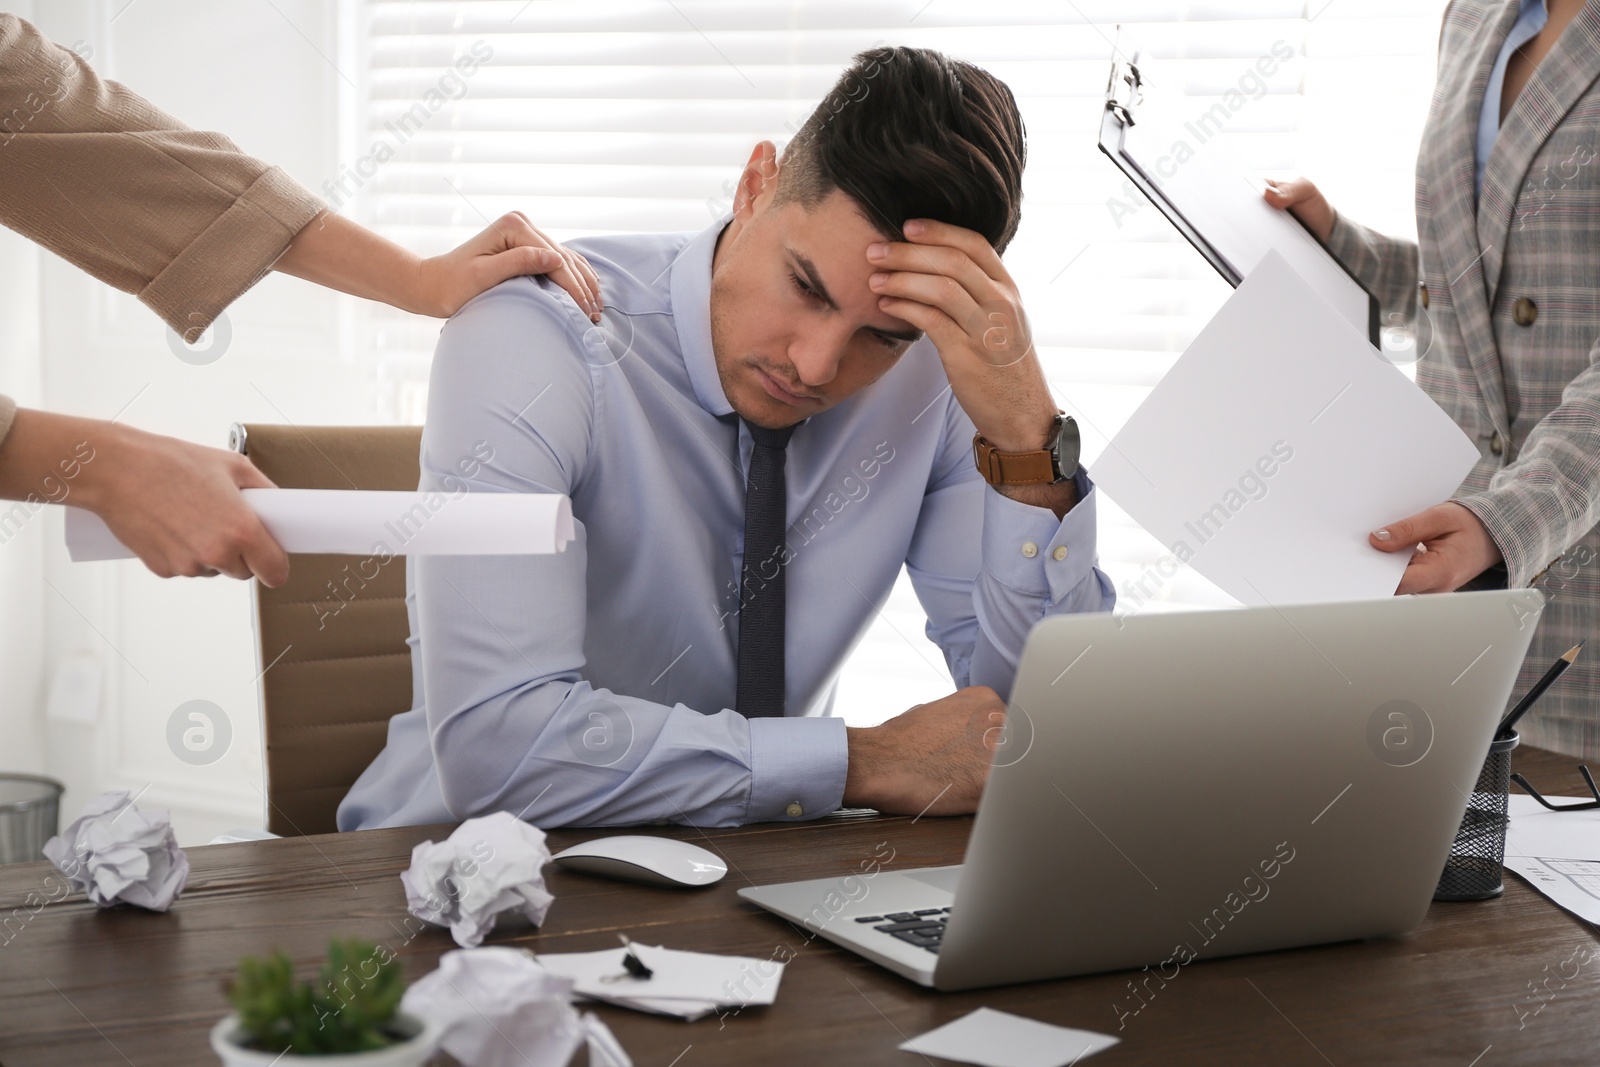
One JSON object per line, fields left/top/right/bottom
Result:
{"left": 210, "top": 1012, "right": 442, "bottom": 1067}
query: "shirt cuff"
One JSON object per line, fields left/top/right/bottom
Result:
{"left": 0, "top": 394, "right": 15, "bottom": 448}
{"left": 980, "top": 467, "right": 1100, "bottom": 602}
{"left": 746, "top": 715, "right": 849, "bottom": 823}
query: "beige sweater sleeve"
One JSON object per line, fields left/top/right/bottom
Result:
{"left": 0, "top": 15, "right": 325, "bottom": 375}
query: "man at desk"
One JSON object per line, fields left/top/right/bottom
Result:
{"left": 338, "top": 47, "right": 1113, "bottom": 831}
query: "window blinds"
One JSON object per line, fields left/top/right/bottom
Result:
{"left": 356, "top": 0, "right": 1447, "bottom": 720}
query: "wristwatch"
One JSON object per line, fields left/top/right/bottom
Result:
{"left": 972, "top": 413, "right": 1080, "bottom": 487}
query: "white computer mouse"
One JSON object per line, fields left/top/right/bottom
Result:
{"left": 549, "top": 835, "right": 729, "bottom": 888}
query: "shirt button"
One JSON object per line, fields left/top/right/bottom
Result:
{"left": 1513, "top": 297, "right": 1537, "bottom": 326}
{"left": 1021, "top": 542, "right": 1038, "bottom": 558}
{"left": 1490, "top": 432, "right": 1505, "bottom": 456}
{"left": 785, "top": 802, "right": 804, "bottom": 817}
{"left": 1052, "top": 545, "right": 1068, "bottom": 561}
{"left": 1419, "top": 284, "right": 1429, "bottom": 309}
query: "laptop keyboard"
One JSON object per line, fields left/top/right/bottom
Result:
{"left": 851, "top": 908, "right": 952, "bottom": 953}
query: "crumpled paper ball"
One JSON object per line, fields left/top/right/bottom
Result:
{"left": 401, "top": 811, "right": 554, "bottom": 947}
{"left": 41, "top": 790, "right": 189, "bottom": 911}
{"left": 402, "top": 947, "right": 631, "bottom": 1067}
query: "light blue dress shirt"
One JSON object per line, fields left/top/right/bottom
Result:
{"left": 337, "top": 217, "right": 1113, "bottom": 831}
{"left": 1477, "top": 0, "right": 1549, "bottom": 197}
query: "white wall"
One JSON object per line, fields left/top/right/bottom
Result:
{"left": 24, "top": 0, "right": 372, "bottom": 845}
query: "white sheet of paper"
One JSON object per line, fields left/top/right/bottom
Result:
{"left": 529, "top": 949, "right": 699, "bottom": 1018}
{"left": 64, "top": 489, "right": 574, "bottom": 561}
{"left": 898, "top": 1008, "right": 1119, "bottom": 1067}
{"left": 1505, "top": 794, "right": 1600, "bottom": 925}
{"left": 577, "top": 994, "right": 719, "bottom": 1022}
{"left": 532, "top": 944, "right": 783, "bottom": 1021}
{"left": 1121, "top": 101, "right": 1371, "bottom": 335}
{"left": 1090, "top": 252, "right": 1479, "bottom": 606}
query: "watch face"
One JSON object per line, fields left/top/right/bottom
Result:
{"left": 1050, "top": 415, "right": 1081, "bottom": 480}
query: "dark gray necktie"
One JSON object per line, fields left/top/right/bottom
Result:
{"left": 736, "top": 419, "right": 795, "bottom": 717}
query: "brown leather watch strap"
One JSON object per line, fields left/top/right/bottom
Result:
{"left": 972, "top": 434, "right": 1058, "bottom": 486}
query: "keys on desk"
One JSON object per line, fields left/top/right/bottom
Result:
{"left": 872, "top": 907, "right": 953, "bottom": 953}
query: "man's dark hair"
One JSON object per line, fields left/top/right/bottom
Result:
{"left": 777, "top": 46, "right": 1026, "bottom": 253}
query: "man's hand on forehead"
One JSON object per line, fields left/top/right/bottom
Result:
{"left": 865, "top": 218, "right": 1059, "bottom": 456}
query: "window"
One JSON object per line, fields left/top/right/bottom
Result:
{"left": 354, "top": 0, "right": 1447, "bottom": 723}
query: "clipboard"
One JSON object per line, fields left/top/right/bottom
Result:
{"left": 1097, "top": 52, "right": 1381, "bottom": 345}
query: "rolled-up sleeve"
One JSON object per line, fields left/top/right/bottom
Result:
{"left": 0, "top": 15, "right": 325, "bottom": 342}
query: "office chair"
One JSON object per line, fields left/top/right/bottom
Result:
{"left": 231, "top": 423, "right": 421, "bottom": 836}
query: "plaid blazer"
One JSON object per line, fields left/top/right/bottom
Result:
{"left": 1327, "top": 0, "right": 1600, "bottom": 756}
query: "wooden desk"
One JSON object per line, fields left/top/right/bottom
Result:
{"left": 4, "top": 746, "right": 1599, "bottom": 1066}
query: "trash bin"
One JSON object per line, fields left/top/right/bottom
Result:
{"left": 0, "top": 774, "right": 65, "bottom": 865}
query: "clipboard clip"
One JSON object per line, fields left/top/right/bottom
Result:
{"left": 1105, "top": 45, "right": 1143, "bottom": 128}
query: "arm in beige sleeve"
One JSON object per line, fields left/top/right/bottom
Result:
{"left": 0, "top": 16, "right": 604, "bottom": 585}
{"left": 0, "top": 15, "right": 325, "bottom": 341}
{"left": 0, "top": 16, "right": 604, "bottom": 346}
{"left": 0, "top": 406, "right": 288, "bottom": 584}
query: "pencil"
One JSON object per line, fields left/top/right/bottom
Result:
{"left": 1496, "top": 641, "right": 1584, "bottom": 739}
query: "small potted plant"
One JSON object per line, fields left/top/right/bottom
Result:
{"left": 210, "top": 938, "right": 441, "bottom": 1065}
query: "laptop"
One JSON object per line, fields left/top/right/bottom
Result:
{"left": 739, "top": 590, "right": 1544, "bottom": 991}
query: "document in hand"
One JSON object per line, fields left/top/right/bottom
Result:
{"left": 1115, "top": 100, "right": 1376, "bottom": 340}
{"left": 64, "top": 489, "right": 575, "bottom": 561}
{"left": 1090, "top": 251, "right": 1479, "bottom": 606}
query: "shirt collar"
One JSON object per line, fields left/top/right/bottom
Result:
{"left": 671, "top": 215, "right": 735, "bottom": 417}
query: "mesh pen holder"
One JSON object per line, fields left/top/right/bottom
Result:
{"left": 1434, "top": 731, "right": 1518, "bottom": 902}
